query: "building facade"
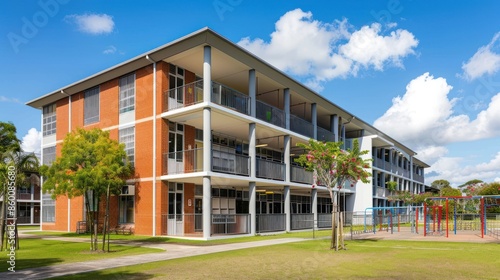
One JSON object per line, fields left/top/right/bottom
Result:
{"left": 27, "top": 28, "right": 428, "bottom": 238}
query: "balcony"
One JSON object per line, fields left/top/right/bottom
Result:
{"left": 212, "top": 150, "right": 250, "bottom": 176}
{"left": 290, "top": 165, "right": 313, "bottom": 184}
{"left": 256, "top": 100, "right": 285, "bottom": 128}
{"left": 317, "top": 127, "right": 335, "bottom": 142}
{"left": 290, "top": 114, "right": 313, "bottom": 138}
{"left": 211, "top": 81, "right": 250, "bottom": 115}
{"left": 256, "top": 158, "right": 285, "bottom": 181}
{"left": 163, "top": 148, "right": 203, "bottom": 175}
{"left": 163, "top": 80, "right": 204, "bottom": 112}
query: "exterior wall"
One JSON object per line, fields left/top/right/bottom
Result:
{"left": 183, "top": 183, "right": 195, "bottom": 234}
{"left": 135, "top": 181, "right": 153, "bottom": 235}
{"left": 351, "top": 136, "right": 374, "bottom": 213}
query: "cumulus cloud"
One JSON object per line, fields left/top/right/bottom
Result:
{"left": 374, "top": 72, "right": 500, "bottom": 150}
{"left": 462, "top": 32, "right": 500, "bottom": 80}
{"left": 238, "top": 9, "right": 418, "bottom": 91}
{"left": 65, "top": 13, "right": 115, "bottom": 35}
{"left": 21, "top": 128, "right": 42, "bottom": 154}
{"left": 425, "top": 152, "right": 500, "bottom": 186}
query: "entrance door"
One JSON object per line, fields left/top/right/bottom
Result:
{"left": 168, "top": 183, "right": 184, "bottom": 235}
{"left": 168, "top": 65, "right": 184, "bottom": 110}
{"left": 195, "top": 198, "right": 203, "bottom": 232}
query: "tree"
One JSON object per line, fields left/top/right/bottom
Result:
{"left": 0, "top": 122, "right": 39, "bottom": 250}
{"left": 477, "top": 182, "right": 500, "bottom": 213}
{"left": 431, "top": 179, "right": 451, "bottom": 196}
{"left": 295, "top": 139, "right": 371, "bottom": 251}
{"left": 40, "top": 128, "right": 133, "bottom": 251}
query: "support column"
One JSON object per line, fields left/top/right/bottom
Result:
{"left": 202, "top": 176, "right": 211, "bottom": 239}
{"left": 249, "top": 182, "right": 256, "bottom": 235}
{"left": 203, "top": 108, "right": 212, "bottom": 172}
{"left": 284, "top": 88, "right": 290, "bottom": 130}
{"left": 203, "top": 46, "right": 212, "bottom": 103}
{"left": 249, "top": 69, "right": 256, "bottom": 118}
{"left": 284, "top": 135, "right": 290, "bottom": 182}
{"left": 249, "top": 123, "right": 256, "bottom": 179}
{"left": 331, "top": 114, "right": 339, "bottom": 142}
{"left": 312, "top": 188, "right": 318, "bottom": 229}
{"left": 284, "top": 186, "right": 291, "bottom": 232}
{"left": 311, "top": 103, "right": 317, "bottom": 140}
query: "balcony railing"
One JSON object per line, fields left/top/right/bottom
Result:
{"left": 212, "top": 81, "right": 250, "bottom": 115}
{"left": 163, "top": 80, "right": 204, "bottom": 112}
{"left": 163, "top": 148, "right": 203, "bottom": 175}
{"left": 212, "top": 150, "right": 250, "bottom": 176}
{"left": 290, "top": 114, "right": 313, "bottom": 138}
{"left": 256, "top": 100, "right": 285, "bottom": 128}
{"left": 317, "top": 127, "right": 335, "bottom": 142}
{"left": 290, "top": 165, "right": 313, "bottom": 184}
{"left": 212, "top": 214, "right": 250, "bottom": 235}
{"left": 256, "top": 158, "right": 285, "bottom": 181}
{"left": 291, "top": 213, "right": 314, "bottom": 230}
{"left": 162, "top": 214, "right": 203, "bottom": 236}
{"left": 256, "top": 214, "right": 286, "bottom": 233}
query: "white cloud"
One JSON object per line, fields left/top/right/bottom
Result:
{"left": 103, "top": 45, "right": 117, "bottom": 54}
{"left": 425, "top": 152, "right": 500, "bottom": 186}
{"left": 21, "top": 128, "right": 42, "bottom": 154}
{"left": 65, "top": 13, "right": 114, "bottom": 35}
{"left": 374, "top": 73, "right": 500, "bottom": 150}
{"left": 238, "top": 9, "right": 418, "bottom": 91}
{"left": 462, "top": 32, "right": 500, "bottom": 80}
{"left": 0, "top": 96, "right": 20, "bottom": 103}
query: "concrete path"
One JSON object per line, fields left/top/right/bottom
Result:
{"left": 0, "top": 235, "right": 307, "bottom": 280}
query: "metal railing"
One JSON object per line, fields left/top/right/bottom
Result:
{"left": 290, "top": 165, "right": 313, "bottom": 184}
{"left": 318, "top": 213, "right": 332, "bottom": 228}
{"left": 161, "top": 214, "right": 203, "bottom": 236}
{"left": 212, "top": 150, "right": 250, "bottom": 176}
{"left": 317, "top": 127, "right": 335, "bottom": 142}
{"left": 256, "top": 214, "right": 286, "bottom": 233}
{"left": 256, "top": 158, "right": 285, "bottom": 181}
{"left": 256, "top": 100, "right": 285, "bottom": 127}
{"left": 212, "top": 81, "right": 250, "bottom": 115}
{"left": 211, "top": 214, "right": 250, "bottom": 235}
{"left": 163, "top": 148, "right": 203, "bottom": 175}
{"left": 163, "top": 80, "right": 204, "bottom": 112}
{"left": 291, "top": 213, "right": 314, "bottom": 230}
{"left": 290, "top": 114, "right": 313, "bottom": 138}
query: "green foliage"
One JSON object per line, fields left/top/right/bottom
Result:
{"left": 386, "top": 181, "right": 397, "bottom": 192}
{"left": 440, "top": 186, "right": 462, "bottom": 197}
{"left": 477, "top": 182, "right": 500, "bottom": 196}
{"left": 40, "top": 128, "right": 133, "bottom": 199}
{"left": 0, "top": 121, "right": 21, "bottom": 156}
{"left": 431, "top": 179, "right": 451, "bottom": 190}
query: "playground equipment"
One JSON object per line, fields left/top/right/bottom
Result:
{"left": 364, "top": 206, "right": 422, "bottom": 234}
{"left": 424, "top": 195, "right": 500, "bottom": 239}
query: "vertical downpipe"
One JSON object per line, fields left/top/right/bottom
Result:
{"left": 147, "top": 55, "right": 157, "bottom": 236}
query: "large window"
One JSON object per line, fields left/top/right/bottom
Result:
{"left": 119, "top": 126, "right": 135, "bottom": 166}
{"left": 119, "top": 194, "right": 135, "bottom": 223}
{"left": 42, "top": 103, "right": 56, "bottom": 136}
{"left": 42, "top": 193, "right": 55, "bottom": 222}
{"left": 168, "top": 122, "right": 183, "bottom": 161}
{"left": 119, "top": 73, "right": 135, "bottom": 113}
{"left": 42, "top": 146, "right": 56, "bottom": 166}
{"left": 84, "top": 86, "right": 100, "bottom": 125}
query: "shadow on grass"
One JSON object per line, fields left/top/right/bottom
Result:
{"left": 0, "top": 258, "right": 63, "bottom": 271}
{"left": 53, "top": 270, "right": 156, "bottom": 280}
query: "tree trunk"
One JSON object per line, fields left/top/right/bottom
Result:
{"left": 94, "top": 195, "right": 99, "bottom": 251}
{"left": 84, "top": 191, "right": 94, "bottom": 251}
{"left": 0, "top": 200, "right": 5, "bottom": 251}
{"left": 331, "top": 190, "right": 345, "bottom": 251}
{"left": 102, "top": 184, "right": 110, "bottom": 252}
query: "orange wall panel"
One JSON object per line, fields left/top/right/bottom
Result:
{"left": 134, "top": 181, "right": 153, "bottom": 235}
{"left": 135, "top": 65, "right": 154, "bottom": 120}
{"left": 56, "top": 97, "right": 69, "bottom": 140}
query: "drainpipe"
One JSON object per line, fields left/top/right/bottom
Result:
{"left": 61, "top": 90, "right": 71, "bottom": 232}
{"left": 146, "top": 55, "right": 157, "bottom": 236}
{"left": 341, "top": 116, "right": 355, "bottom": 150}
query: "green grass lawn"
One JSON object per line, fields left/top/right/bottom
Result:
{"left": 0, "top": 238, "right": 163, "bottom": 271}
{"left": 52, "top": 239, "right": 500, "bottom": 280}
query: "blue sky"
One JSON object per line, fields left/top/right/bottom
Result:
{"left": 1, "top": 0, "right": 499, "bottom": 186}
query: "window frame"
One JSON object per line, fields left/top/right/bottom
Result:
{"left": 84, "top": 86, "right": 100, "bottom": 125}
{"left": 119, "top": 73, "right": 136, "bottom": 114}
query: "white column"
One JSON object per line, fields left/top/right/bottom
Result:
{"left": 331, "top": 114, "right": 339, "bottom": 142}
{"left": 203, "top": 46, "right": 212, "bottom": 103}
{"left": 284, "top": 135, "right": 290, "bottom": 183}
{"left": 249, "top": 123, "right": 256, "bottom": 179}
{"left": 311, "top": 103, "right": 317, "bottom": 140}
{"left": 249, "top": 182, "right": 256, "bottom": 235}
{"left": 202, "top": 176, "right": 211, "bottom": 239}
{"left": 284, "top": 88, "right": 290, "bottom": 130}
{"left": 284, "top": 186, "right": 291, "bottom": 232}
{"left": 249, "top": 69, "right": 256, "bottom": 118}
{"left": 312, "top": 188, "right": 318, "bottom": 229}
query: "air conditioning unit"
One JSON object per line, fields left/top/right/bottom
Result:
{"left": 121, "top": 185, "right": 135, "bottom": 196}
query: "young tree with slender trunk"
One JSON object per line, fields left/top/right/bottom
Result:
{"left": 295, "top": 139, "right": 371, "bottom": 251}
{"left": 40, "top": 128, "right": 133, "bottom": 251}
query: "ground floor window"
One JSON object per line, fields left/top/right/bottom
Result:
{"left": 291, "top": 195, "right": 311, "bottom": 214}
{"left": 119, "top": 195, "right": 135, "bottom": 223}
{"left": 42, "top": 193, "right": 55, "bottom": 222}
{"left": 317, "top": 197, "right": 332, "bottom": 213}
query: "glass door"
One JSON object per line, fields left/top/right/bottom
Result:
{"left": 168, "top": 183, "right": 184, "bottom": 235}
{"left": 168, "top": 65, "right": 184, "bottom": 110}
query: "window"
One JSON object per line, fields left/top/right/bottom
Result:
{"left": 84, "top": 86, "right": 100, "bottom": 125}
{"left": 168, "top": 122, "right": 183, "bottom": 162}
{"left": 119, "top": 195, "right": 135, "bottom": 223}
{"left": 119, "top": 126, "right": 135, "bottom": 166}
{"left": 119, "top": 73, "right": 135, "bottom": 113}
{"left": 43, "top": 146, "right": 56, "bottom": 166}
{"left": 42, "top": 104, "right": 56, "bottom": 136}
{"left": 42, "top": 193, "right": 55, "bottom": 222}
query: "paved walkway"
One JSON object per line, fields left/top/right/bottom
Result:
{"left": 0, "top": 234, "right": 308, "bottom": 280}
